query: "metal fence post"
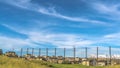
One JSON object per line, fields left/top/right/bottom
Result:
{"left": 27, "top": 48, "right": 29, "bottom": 55}
{"left": 109, "top": 46, "right": 111, "bottom": 65}
{"left": 32, "top": 48, "right": 34, "bottom": 56}
{"left": 64, "top": 48, "right": 66, "bottom": 62}
{"left": 97, "top": 47, "right": 98, "bottom": 66}
{"left": 20, "top": 48, "right": 23, "bottom": 57}
{"left": 85, "top": 47, "right": 88, "bottom": 59}
{"left": 39, "top": 48, "right": 41, "bottom": 56}
{"left": 39, "top": 48, "right": 41, "bottom": 59}
{"left": 55, "top": 48, "right": 57, "bottom": 63}
{"left": 55, "top": 48, "right": 56, "bottom": 57}
{"left": 85, "top": 47, "right": 88, "bottom": 65}
{"left": 74, "top": 47, "right": 76, "bottom": 63}
{"left": 46, "top": 48, "right": 48, "bottom": 60}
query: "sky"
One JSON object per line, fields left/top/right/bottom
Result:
{"left": 1, "top": 0, "right": 120, "bottom": 51}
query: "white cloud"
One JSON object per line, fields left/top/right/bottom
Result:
{"left": 0, "top": 35, "right": 35, "bottom": 49}
{"left": 2, "top": 0, "right": 32, "bottom": 9}
{"left": 96, "top": 3, "right": 120, "bottom": 14}
{"left": 102, "top": 32, "right": 120, "bottom": 45}
{"left": 2, "top": 24, "right": 120, "bottom": 48}
{"left": 1, "top": 0, "right": 108, "bottom": 25}
{"left": 104, "top": 33, "right": 120, "bottom": 39}
{"left": 93, "top": 3, "right": 120, "bottom": 20}
{"left": 38, "top": 7, "right": 107, "bottom": 25}
{"left": 28, "top": 32, "right": 94, "bottom": 48}
{"left": 0, "top": 24, "right": 95, "bottom": 48}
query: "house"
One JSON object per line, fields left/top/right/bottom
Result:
{"left": 5, "top": 51, "right": 18, "bottom": 57}
{"left": 24, "top": 54, "right": 35, "bottom": 60}
{"left": 89, "top": 59, "right": 108, "bottom": 66}
{"left": 97, "top": 60, "right": 107, "bottom": 66}
{"left": 89, "top": 59, "right": 97, "bottom": 66}
{"left": 57, "top": 59, "right": 64, "bottom": 64}
{"left": 47, "top": 56, "right": 57, "bottom": 63}
{"left": 65, "top": 57, "right": 81, "bottom": 64}
{"left": 36, "top": 56, "right": 43, "bottom": 60}
{"left": 48, "top": 58, "right": 57, "bottom": 63}
{"left": 81, "top": 60, "right": 90, "bottom": 66}
{"left": 81, "top": 59, "right": 90, "bottom": 66}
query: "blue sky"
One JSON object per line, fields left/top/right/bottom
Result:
{"left": 0, "top": 0, "right": 120, "bottom": 50}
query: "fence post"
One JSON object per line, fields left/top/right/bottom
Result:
{"left": 109, "top": 46, "right": 111, "bottom": 65}
{"left": 55, "top": 48, "right": 57, "bottom": 63}
{"left": 32, "top": 48, "right": 34, "bottom": 56}
{"left": 46, "top": 48, "right": 48, "bottom": 60}
{"left": 26, "top": 48, "right": 29, "bottom": 55}
{"left": 85, "top": 47, "right": 88, "bottom": 65}
{"left": 97, "top": 47, "right": 98, "bottom": 66}
{"left": 74, "top": 47, "right": 76, "bottom": 63}
{"left": 20, "top": 48, "right": 23, "bottom": 57}
{"left": 39, "top": 48, "right": 41, "bottom": 59}
{"left": 55, "top": 48, "right": 56, "bottom": 57}
{"left": 64, "top": 48, "right": 66, "bottom": 63}
{"left": 85, "top": 47, "right": 88, "bottom": 59}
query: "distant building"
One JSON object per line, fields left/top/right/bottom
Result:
{"left": 24, "top": 54, "right": 36, "bottom": 60}
{"left": 57, "top": 59, "right": 64, "bottom": 64}
{"left": 97, "top": 60, "right": 107, "bottom": 66}
{"left": 5, "top": 51, "right": 18, "bottom": 57}
{"left": 81, "top": 60, "right": 90, "bottom": 66}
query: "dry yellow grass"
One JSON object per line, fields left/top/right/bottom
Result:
{"left": 1, "top": 55, "right": 120, "bottom": 68}
{"left": 0, "top": 56, "right": 49, "bottom": 68}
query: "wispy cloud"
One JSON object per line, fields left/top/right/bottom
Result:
{"left": 1, "top": 0, "right": 109, "bottom": 25}
{"left": 1, "top": 24, "right": 95, "bottom": 48}
{"left": 93, "top": 3, "right": 120, "bottom": 15}
{"left": 3, "top": 24, "right": 120, "bottom": 48}
{"left": 102, "top": 32, "right": 120, "bottom": 45}
{"left": 38, "top": 7, "right": 107, "bottom": 25}
{"left": 28, "top": 32, "right": 94, "bottom": 48}
{"left": 92, "top": 2, "right": 120, "bottom": 21}
{"left": 0, "top": 35, "right": 35, "bottom": 49}
{"left": 3, "top": 23, "right": 120, "bottom": 48}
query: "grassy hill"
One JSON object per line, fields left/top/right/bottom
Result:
{"left": 1, "top": 56, "right": 120, "bottom": 68}
{"left": 0, "top": 56, "right": 49, "bottom": 68}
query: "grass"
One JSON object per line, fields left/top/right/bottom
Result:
{"left": 0, "top": 56, "right": 49, "bottom": 68}
{"left": 1, "top": 55, "right": 120, "bottom": 68}
{"left": 51, "top": 64, "right": 120, "bottom": 68}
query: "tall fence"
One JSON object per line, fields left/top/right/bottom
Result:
{"left": 2, "top": 46, "right": 120, "bottom": 65}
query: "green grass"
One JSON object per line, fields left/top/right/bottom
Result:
{"left": 51, "top": 64, "right": 120, "bottom": 68}
{"left": 51, "top": 64, "right": 104, "bottom": 68}
{"left": 1, "top": 56, "right": 120, "bottom": 68}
